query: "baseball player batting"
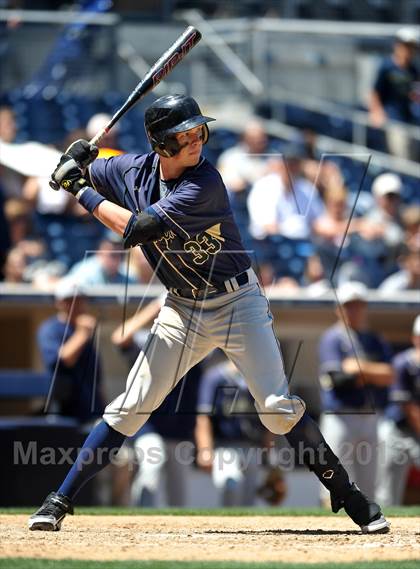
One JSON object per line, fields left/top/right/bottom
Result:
{"left": 29, "top": 94, "right": 389, "bottom": 534}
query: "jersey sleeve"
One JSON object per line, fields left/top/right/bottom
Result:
{"left": 373, "top": 61, "right": 388, "bottom": 98}
{"left": 150, "top": 168, "right": 229, "bottom": 239}
{"left": 89, "top": 154, "right": 142, "bottom": 207}
{"left": 319, "top": 329, "right": 343, "bottom": 374}
{"left": 37, "top": 321, "right": 64, "bottom": 371}
{"left": 197, "top": 367, "right": 221, "bottom": 414}
{"left": 392, "top": 352, "right": 413, "bottom": 401}
{"left": 376, "top": 336, "right": 393, "bottom": 363}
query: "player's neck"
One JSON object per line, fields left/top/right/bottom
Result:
{"left": 159, "top": 158, "right": 188, "bottom": 181}
{"left": 159, "top": 155, "right": 200, "bottom": 181}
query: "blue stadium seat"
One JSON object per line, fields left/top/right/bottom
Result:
{"left": 34, "top": 213, "right": 106, "bottom": 270}
{"left": 0, "top": 370, "right": 51, "bottom": 399}
{"left": 259, "top": 235, "right": 314, "bottom": 283}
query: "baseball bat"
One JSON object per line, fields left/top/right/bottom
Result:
{"left": 90, "top": 26, "right": 201, "bottom": 146}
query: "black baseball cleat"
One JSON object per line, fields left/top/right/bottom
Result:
{"left": 331, "top": 483, "right": 390, "bottom": 534}
{"left": 28, "top": 492, "right": 73, "bottom": 531}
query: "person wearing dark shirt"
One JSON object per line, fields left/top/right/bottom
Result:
{"left": 376, "top": 315, "right": 420, "bottom": 506}
{"left": 195, "top": 358, "right": 268, "bottom": 506}
{"left": 318, "top": 282, "right": 394, "bottom": 504}
{"left": 29, "top": 94, "right": 390, "bottom": 534}
{"left": 369, "top": 27, "right": 420, "bottom": 159}
{"left": 37, "top": 280, "right": 104, "bottom": 423}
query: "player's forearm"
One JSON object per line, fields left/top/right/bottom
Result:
{"left": 59, "top": 330, "right": 92, "bottom": 367}
{"left": 112, "top": 298, "right": 162, "bottom": 347}
{"left": 342, "top": 358, "right": 394, "bottom": 387}
{"left": 93, "top": 200, "right": 132, "bottom": 236}
{"left": 195, "top": 415, "right": 214, "bottom": 471}
{"left": 88, "top": 198, "right": 165, "bottom": 247}
{"left": 359, "top": 362, "right": 394, "bottom": 386}
{"left": 195, "top": 415, "right": 214, "bottom": 452}
{"left": 369, "top": 92, "right": 387, "bottom": 126}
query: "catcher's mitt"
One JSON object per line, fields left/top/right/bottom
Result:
{"left": 257, "top": 466, "right": 287, "bottom": 505}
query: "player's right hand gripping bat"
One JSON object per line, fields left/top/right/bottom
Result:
{"left": 50, "top": 26, "right": 201, "bottom": 190}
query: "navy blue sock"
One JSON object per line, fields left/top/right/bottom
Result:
{"left": 284, "top": 411, "right": 351, "bottom": 497}
{"left": 58, "top": 420, "right": 126, "bottom": 501}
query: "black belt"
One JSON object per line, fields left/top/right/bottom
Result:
{"left": 169, "top": 269, "right": 250, "bottom": 300}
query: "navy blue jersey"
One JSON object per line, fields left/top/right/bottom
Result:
{"left": 319, "top": 323, "right": 392, "bottom": 412}
{"left": 388, "top": 348, "right": 420, "bottom": 432}
{"left": 90, "top": 152, "right": 250, "bottom": 290}
{"left": 374, "top": 57, "right": 419, "bottom": 123}
{"left": 37, "top": 316, "right": 104, "bottom": 422}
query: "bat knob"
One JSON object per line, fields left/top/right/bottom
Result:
{"left": 49, "top": 179, "right": 60, "bottom": 191}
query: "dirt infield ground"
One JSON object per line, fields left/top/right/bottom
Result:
{"left": 0, "top": 515, "right": 419, "bottom": 564}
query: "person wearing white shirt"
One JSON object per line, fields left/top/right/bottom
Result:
{"left": 247, "top": 154, "right": 324, "bottom": 240}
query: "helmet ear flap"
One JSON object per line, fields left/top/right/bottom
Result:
{"left": 157, "top": 141, "right": 171, "bottom": 157}
{"left": 148, "top": 131, "right": 173, "bottom": 157}
{"left": 202, "top": 124, "right": 210, "bottom": 145}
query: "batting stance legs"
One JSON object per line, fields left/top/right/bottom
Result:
{"left": 29, "top": 280, "right": 389, "bottom": 533}
{"left": 104, "top": 277, "right": 305, "bottom": 438}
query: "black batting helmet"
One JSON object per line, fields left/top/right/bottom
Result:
{"left": 144, "top": 94, "right": 215, "bottom": 157}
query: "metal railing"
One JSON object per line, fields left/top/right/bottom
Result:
{"left": 0, "top": 9, "right": 119, "bottom": 25}
{"left": 0, "top": 9, "right": 418, "bottom": 178}
{"left": 179, "top": 12, "right": 420, "bottom": 177}
{"left": 210, "top": 111, "right": 420, "bottom": 178}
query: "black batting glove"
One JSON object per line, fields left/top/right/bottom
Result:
{"left": 65, "top": 139, "right": 99, "bottom": 169}
{"left": 50, "top": 154, "right": 88, "bottom": 195}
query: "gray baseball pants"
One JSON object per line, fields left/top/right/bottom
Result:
{"left": 104, "top": 271, "right": 305, "bottom": 437}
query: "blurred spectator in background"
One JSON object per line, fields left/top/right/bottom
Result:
{"left": 217, "top": 119, "right": 272, "bottom": 195}
{"left": 1, "top": 198, "right": 63, "bottom": 288}
{"left": 86, "top": 113, "right": 123, "bottom": 159}
{"left": 0, "top": 105, "right": 25, "bottom": 200}
{"left": 248, "top": 151, "right": 324, "bottom": 241}
{"left": 312, "top": 185, "right": 355, "bottom": 282}
{"left": 376, "top": 315, "right": 420, "bottom": 506}
{"left": 303, "top": 253, "right": 331, "bottom": 296}
{"left": 23, "top": 169, "right": 72, "bottom": 218}
{"left": 348, "top": 172, "right": 406, "bottom": 286}
{"left": 111, "top": 297, "right": 202, "bottom": 507}
{"left": 401, "top": 205, "right": 420, "bottom": 251}
{"left": 318, "top": 282, "right": 394, "bottom": 504}
{"left": 2, "top": 245, "right": 27, "bottom": 283}
{"left": 0, "top": 105, "right": 16, "bottom": 143}
{"left": 297, "top": 132, "right": 345, "bottom": 202}
{"left": 247, "top": 150, "right": 323, "bottom": 283}
{"left": 0, "top": 183, "right": 11, "bottom": 278}
{"left": 4, "top": 198, "right": 34, "bottom": 245}
{"left": 369, "top": 27, "right": 420, "bottom": 160}
{"left": 66, "top": 232, "right": 137, "bottom": 286}
{"left": 37, "top": 280, "right": 104, "bottom": 423}
{"left": 21, "top": 130, "right": 82, "bottom": 220}
{"left": 379, "top": 244, "right": 420, "bottom": 293}
{"left": 195, "top": 358, "right": 270, "bottom": 506}
{"left": 364, "top": 173, "right": 405, "bottom": 251}
{"left": 217, "top": 120, "right": 274, "bottom": 251}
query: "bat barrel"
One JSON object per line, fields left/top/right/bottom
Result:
{"left": 90, "top": 27, "right": 201, "bottom": 147}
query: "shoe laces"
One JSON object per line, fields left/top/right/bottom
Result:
{"left": 38, "top": 494, "right": 72, "bottom": 516}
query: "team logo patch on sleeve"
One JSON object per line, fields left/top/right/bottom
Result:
{"left": 156, "top": 230, "right": 176, "bottom": 249}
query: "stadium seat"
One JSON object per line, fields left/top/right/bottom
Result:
{"left": 0, "top": 370, "right": 51, "bottom": 399}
